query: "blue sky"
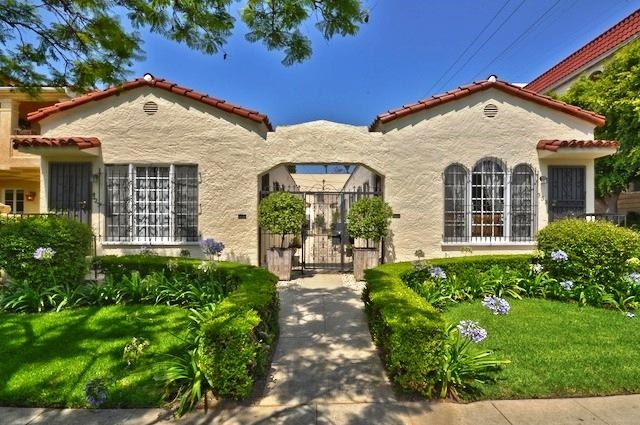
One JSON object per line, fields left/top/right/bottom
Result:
{"left": 131, "top": 0, "right": 639, "bottom": 126}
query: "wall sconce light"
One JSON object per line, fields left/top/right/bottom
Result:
{"left": 539, "top": 176, "right": 548, "bottom": 184}
{"left": 25, "top": 191, "right": 36, "bottom": 201}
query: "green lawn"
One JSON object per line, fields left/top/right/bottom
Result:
{"left": 0, "top": 305, "right": 189, "bottom": 407}
{"left": 443, "top": 298, "right": 640, "bottom": 399}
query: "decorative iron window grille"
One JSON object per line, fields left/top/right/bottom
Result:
{"left": 105, "top": 164, "right": 198, "bottom": 243}
{"left": 443, "top": 160, "right": 537, "bottom": 243}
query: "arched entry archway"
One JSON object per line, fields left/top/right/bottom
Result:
{"left": 258, "top": 163, "right": 384, "bottom": 272}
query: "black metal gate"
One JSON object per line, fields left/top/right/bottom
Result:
{"left": 49, "top": 162, "right": 92, "bottom": 225}
{"left": 260, "top": 189, "right": 380, "bottom": 272}
{"left": 548, "top": 166, "right": 585, "bottom": 221}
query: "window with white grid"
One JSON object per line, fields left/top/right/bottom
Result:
{"left": 3, "top": 189, "right": 24, "bottom": 214}
{"left": 105, "top": 164, "right": 198, "bottom": 243}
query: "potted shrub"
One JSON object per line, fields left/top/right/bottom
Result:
{"left": 259, "top": 192, "right": 305, "bottom": 280}
{"left": 346, "top": 196, "right": 393, "bottom": 281}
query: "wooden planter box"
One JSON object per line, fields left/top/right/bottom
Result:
{"left": 353, "top": 247, "right": 379, "bottom": 281}
{"left": 266, "top": 247, "right": 293, "bottom": 281}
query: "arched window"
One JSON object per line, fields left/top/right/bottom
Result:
{"left": 471, "top": 158, "right": 505, "bottom": 239}
{"left": 443, "top": 164, "right": 468, "bottom": 241}
{"left": 511, "top": 164, "right": 535, "bottom": 240}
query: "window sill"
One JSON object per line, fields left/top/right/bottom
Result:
{"left": 101, "top": 241, "right": 199, "bottom": 247}
{"left": 441, "top": 241, "right": 537, "bottom": 248}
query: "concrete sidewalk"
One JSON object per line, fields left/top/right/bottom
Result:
{"left": 3, "top": 273, "right": 640, "bottom": 424}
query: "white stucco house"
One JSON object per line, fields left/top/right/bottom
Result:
{"left": 12, "top": 73, "right": 617, "bottom": 269}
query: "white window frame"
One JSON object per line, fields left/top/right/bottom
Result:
{"left": 471, "top": 158, "right": 508, "bottom": 243}
{"left": 443, "top": 159, "right": 537, "bottom": 245}
{"left": 131, "top": 164, "right": 174, "bottom": 243}
{"left": 105, "top": 164, "right": 198, "bottom": 244}
{"left": 3, "top": 188, "right": 25, "bottom": 214}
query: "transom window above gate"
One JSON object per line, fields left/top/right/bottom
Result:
{"left": 443, "top": 159, "right": 537, "bottom": 244}
{"left": 104, "top": 164, "right": 198, "bottom": 244}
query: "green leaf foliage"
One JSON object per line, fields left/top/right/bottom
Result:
{"left": 537, "top": 218, "right": 640, "bottom": 287}
{"left": 363, "top": 264, "right": 446, "bottom": 397}
{"left": 560, "top": 39, "right": 640, "bottom": 198}
{"left": 346, "top": 196, "right": 393, "bottom": 242}
{"left": 0, "top": 0, "right": 368, "bottom": 90}
{"left": 198, "top": 264, "right": 279, "bottom": 399}
{"left": 258, "top": 191, "right": 305, "bottom": 247}
{"left": 0, "top": 215, "right": 93, "bottom": 288}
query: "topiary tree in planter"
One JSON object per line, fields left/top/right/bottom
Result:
{"left": 346, "top": 196, "right": 392, "bottom": 281}
{"left": 258, "top": 192, "right": 305, "bottom": 280}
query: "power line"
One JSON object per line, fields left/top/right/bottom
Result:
{"left": 473, "top": 0, "right": 564, "bottom": 80}
{"left": 434, "top": 0, "right": 527, "bottom": 93}
{"left": 425, "top": 0, "right": 513, "bottom": 97}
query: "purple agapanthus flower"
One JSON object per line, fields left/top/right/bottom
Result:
{"left": 628, "top": 273, "right": 640, "bottom": 285}
{"left": 550, "top": 250, "right": 569, "bottom": 262}
{"left": 530, "top": 263, "right": 544, "bottom": 274}
{"left": 482, "top": 295, "right": 511, "bottom": 315}
{"left": 33, "top": 247, "right": 56, "bottom": 260}
{"left": 200, "top": 238, "right": 225, "bottom": 259}
{"left": 429, "top": 266, "right": 447, "bottom": 280}
{"left": 559, "top": 280, "right": 574, "bottom": 290}
{"left": 456, "top": 320, "right": 487, "bottom": 343}
{"left": 84, "top": 378, "right": 108, "bottom": 408}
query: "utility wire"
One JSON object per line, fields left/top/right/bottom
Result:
{"left": 425, "top": 0, "right": 513, "bottom": 97}
{"left": 434, "top": 0, "right": 527, "bottom": 94}
{"left": 473, "top": 0, "right": 564, "bottom": 80}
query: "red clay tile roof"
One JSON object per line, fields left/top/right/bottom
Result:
{"left": 525, "top": 9, "right": 640, "bottom": 93}
{"left": 536, "top": 139, "right": 618, "bottom": 152}
{"left": 370, "top": 79, "right": 605, "bottom": 130}
{"left": 12, "top": 137, "right": 101, "bottom": 150}
{"left": 27, "top": 75, "right": 273, "bottom": 131}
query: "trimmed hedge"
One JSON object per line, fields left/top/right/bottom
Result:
{"left": 363, "top": 263, "right": 446, "bottom": 397}
{"left": 93, "top": 257, "right": 279, "bottom": 400}
{"left": 537, "top": 218, "right": 640, "bottom": 285}
{"left": 0, "top": 215, "right": 93, "bottom": 286}
{"left": 199, "top": 263, "right": 279, "bottom": 399}
{"left": 401, "top": 254, "right": 532, "bottom": 289}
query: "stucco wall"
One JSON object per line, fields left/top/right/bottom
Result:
{"left": 36, "top": 86, "right": 598, "bottom": 264}
{"left": 343, "top": 165, "right": 376, "bottom": 192}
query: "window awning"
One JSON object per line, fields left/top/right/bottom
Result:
{"left": 536, "top": 139, "right": 618, "bottom": 159}
{"left": 12, "top": 136, "right": 101, "bottom": 157}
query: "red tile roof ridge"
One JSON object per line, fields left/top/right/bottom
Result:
{"left": 26, "top": 75, "right": 273, "bottom": 131}
{"left": 12, "top": 136, "right": 102, "bottom": 150}
{"left": 370, "top": 79, "right": 604, "bottom": 131}
{"left": 525, "top": 9, "right": 640, "bottom": 93}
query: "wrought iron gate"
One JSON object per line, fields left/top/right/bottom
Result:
{"left": 260, "top": 189, "right": 380, "bottom": 272}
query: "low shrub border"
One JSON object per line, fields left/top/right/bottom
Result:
{"left": 363, "top": 263, "right": 446, "bottom": 397}
{"left": 199, "top": 263, "right": 279, "bottom": 399}
{"left": 95, "top": 257, "right": 279, "bottom": 404}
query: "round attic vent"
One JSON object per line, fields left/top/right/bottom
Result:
{"left": 483, "top": 104, "right": 498, "bottom": 118}
{"left": 143, "top": 101, "right": 158, "bottom": 115}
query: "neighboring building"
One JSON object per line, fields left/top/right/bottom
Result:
{"left": 525, "top": 8, "right": 640, "bottom": 95}
{"left": 13, "top": 74, "right": 615, "bottom": 266}
{"left": 526, "top": 8, "right": 640, "bottom": 214}
{"left": 0, "top": 87, "right": 69, "bottom": 214}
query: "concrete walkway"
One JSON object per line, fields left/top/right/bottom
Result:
{"left": 3, "top": 273, "right": 640, "bottom": 424}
